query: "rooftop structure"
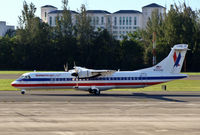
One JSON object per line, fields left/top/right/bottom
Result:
{"left": 87, "top": 10, "right": 111, "bottom": 14}
{"left": 113, "top": 10, "right": 141, "bottom": 14}
{"left": 48, "top": 10, "right": 78, "bottom": 14}
{"left": 142, "top": 3, "right": 165, "bottom": 8}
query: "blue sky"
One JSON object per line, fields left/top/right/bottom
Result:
{"left": 0, "top": 0, "right": 199, "bottom": 26}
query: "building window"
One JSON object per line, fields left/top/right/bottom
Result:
{"left": 93, "top": 17, "right": 95, "bottom": 25}
{"left": 96, "top": 17, "right": 99, "bottom": 25}
{"left": 54, "top": 17, "right": 57, "bottom": 25}
{"left": 129, "top": 17, "right": 132, "bottom": 25}
{"left": 45, "top": 12, "right": 47, "bottom": 18}
{"left": 113, "top": 31, "right": 118, "bottom": 34}
{"left": 108, "top": 17, "right": 111, "bottom": 24}
{"left": 49, "top": 16, "right": 52, "bottom": 26}
{"left": 123, "top": 17, "right": 125, "bottom": 25}
{"left": 119, "top": 17, "right": 122, "bottom": 25}
{"left": 114, "top": 17, "right": 117, "bottom": 26}
{"left": 126, "top": 17, "right": 128, "bottom": 25}
{"left": 134, "top": 17, "right": 137, "bottom": 25}
{"left": 113, "top": 26, "right": 118, "bottom": 29}
{"left": 101, "top": 17, "right": 104, "bottom": 25}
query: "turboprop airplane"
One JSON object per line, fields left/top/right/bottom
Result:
{"left": 11, "top": 44, "right": 188, "bottom": 95}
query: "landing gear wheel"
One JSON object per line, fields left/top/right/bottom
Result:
{"left": 21, "top": 90, "right": 26, "bottom": 95}
{"left": 89, "top": 89, "right": 93, "bottom": 94}
{"left": 88, "top": 89, "right": 100, "bottom": 95}
{"left": 94, "top": 89, "right": 100, "bottom": 95}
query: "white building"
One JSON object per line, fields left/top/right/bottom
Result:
{"left": 48, "top": 10, "right": 78, "bottom": 27}
{"left": 0, "top": 21, "right": 15, "bottom": 37}
{"left": 111, "top": 10, "right": 143, "bottom": 40}
{"left": 41, "top": 5, "right": 78, "bottom": 27}
{"left": 142, "top": 3, "right": 166, "bottom": 28}
{"left": 86, "top": 10, "right": 111, "bottom": 32}
{"left": 41, "top": 3, "right": 165, "bottom": 40}
{"left": 41, "top": 5, "right": 57, "bottom": 23}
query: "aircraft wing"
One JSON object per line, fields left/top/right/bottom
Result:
{"left": 70, "top": 66, "right": 116, "bottom": 78}
{"left": 90, "top": 69, "right": 116, "bottom": 77}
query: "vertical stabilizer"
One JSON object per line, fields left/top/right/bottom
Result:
{"left": 152, "top": 44, "right": 188, "bottom": 73}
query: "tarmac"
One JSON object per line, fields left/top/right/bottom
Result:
{"left": 0, "top": 90, "right": 200, "bottom": 135}
{"left": 0, "top": 74, "right": 200, "bottom": 135}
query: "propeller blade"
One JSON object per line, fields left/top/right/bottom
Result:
{"left": 64, "top": 63, "right": 68, "bottom": 72}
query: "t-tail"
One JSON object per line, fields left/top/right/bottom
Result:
{"left": 141, "top": 44, "right": 188, "bottom": 73}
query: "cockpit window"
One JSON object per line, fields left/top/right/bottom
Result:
{"left": 19, "top": 75, "right": 31, "bottom": 79}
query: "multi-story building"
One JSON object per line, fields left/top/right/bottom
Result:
{"left": 41, "top": 5, "right": 78, "bottom": 27}
{"left": 0, "top": 21, "right": 15, "bottom": 37}
{"left": 86, "top": 10, "right": 111, "bottom": 32}
{"left": 41, "top": 5, "right": 57, "bottom": 23}
{"left": 41, "top": 3, "right": 166, "bottom": 40}
{"left": 111, "top": 10, "right": 143, "bottom": 40}
{"left": 142, "top": 3, "right": 166, "bottom": 28}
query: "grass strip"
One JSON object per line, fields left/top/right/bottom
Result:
{"left": 0, "top": 79, "right": 18, "bottom": 90}
{"left": 0, "top": 71, "right": 58, "bottom": 74}
{"left": 112, "top": 80, "right": 200, "bottom": 91}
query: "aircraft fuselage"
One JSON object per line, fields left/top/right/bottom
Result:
{"left": 11, "top": 71, "right": 187, "bottom": 91}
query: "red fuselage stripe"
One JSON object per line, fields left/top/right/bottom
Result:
{"left": 12, "top": 82, "right": 163, "bottom": 87}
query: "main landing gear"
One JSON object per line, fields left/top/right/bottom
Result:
{"left": 21, "top": 89, "right": 26, "bottom": 95}
{"left": 89, "top": 88, "right": 101, "bottom": 95}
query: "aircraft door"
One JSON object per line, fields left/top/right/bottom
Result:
{"left": 73, "top": 77, "right": 79, "bottom": 88}
{"left": 140, "top": 73, "right": 147, "bottom": 87}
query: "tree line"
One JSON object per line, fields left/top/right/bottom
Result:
{"left": 0, "top": 1, "right": 200, "bottom": 71}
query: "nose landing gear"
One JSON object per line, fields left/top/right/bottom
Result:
{"left": 21, "top": 89, "right": 26, "bottom": 95}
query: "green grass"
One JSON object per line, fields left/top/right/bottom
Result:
{"left": 0, "top": 71, "right": 29, "bottom": 74}
{"left": 0, "top": 79, "right": 18, "bottom": 90}
{"left": 0, "top": 71, "right": 58, "bottom": 74}
{"left": 111, "top": 80, "right": 200, "bottom": 91}
{"left": 140, "top": 80, "right": 200, "bottom": 91}
{"left": 182, "top": 72, "right": 200, "bottom": 75}
{"left": 1, "top": 79, "right": 200, "bottom": 91}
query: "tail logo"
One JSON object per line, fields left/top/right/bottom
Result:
{"left": 173, "top": 52, "right": 181, "bottom": 67}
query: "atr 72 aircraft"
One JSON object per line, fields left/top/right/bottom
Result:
{"left": 12, "top": 44, "right": 188, "bottom": 95}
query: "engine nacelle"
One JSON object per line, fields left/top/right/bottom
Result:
{"left": 78, "top": 70, "right": 93, "bottom": 78}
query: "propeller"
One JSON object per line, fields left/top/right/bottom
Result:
{"left": 73, "top": 61, "right": 76, "bottom": 68}
{"left": 64, "top": 63, "right": 68, "bottom": 72}
{"left": 71, "top": 61, "right": 79, "bottom": 77}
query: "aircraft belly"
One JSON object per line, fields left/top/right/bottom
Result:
{"left": 13, "top": 80, "right": 167, "bottom": 90}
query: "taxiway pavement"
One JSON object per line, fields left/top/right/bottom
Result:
{"left": 0, "top": 90, "right": 200, "bottom": 135}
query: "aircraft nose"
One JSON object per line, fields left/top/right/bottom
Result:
{"left": 11, "top": 81, "right": 17, "bottom": 87}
